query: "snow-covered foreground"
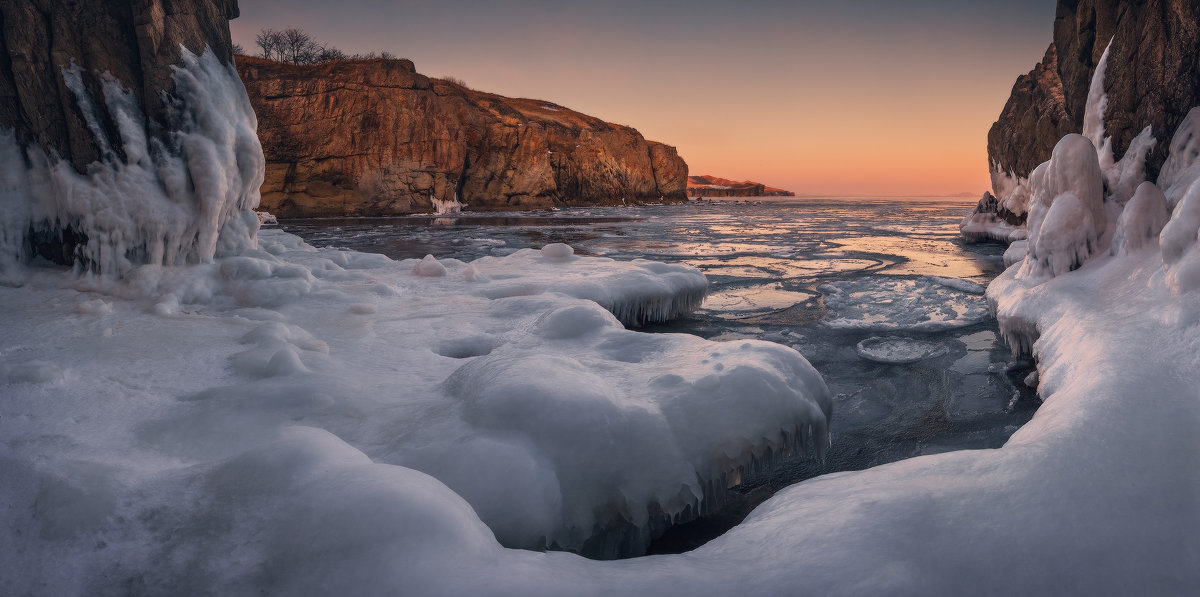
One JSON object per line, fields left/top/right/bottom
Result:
{"left": 4, "top": 224, "right": 1196, "bottom": 595}
{"left": 0, "top": 228, "right": 838, "bottom": 583}
{"left": 2, "top": 40, "right": 1197, "bottom": 594}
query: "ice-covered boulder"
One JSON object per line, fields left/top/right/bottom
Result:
{"left": 1111, "top": 182, "right": 1169, "bottom": 255}
{"left": 1018, "top": 134, "right": 1106, "bottom": 280}
{"left": 1158, "top": 107, "right": 1200, "bottom": 210}
{"left": 468, "top": 247, "right": 707, "bottom": 326}
{"left": 1157, "top": 108, "right": 1200, "bottom": 294}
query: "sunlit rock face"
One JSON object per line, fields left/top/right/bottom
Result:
{"left": 0, "top": 0, "right": 261, "bottom": 279}
{"left": 236, "top": 57, "right": 689, "bottom": 217}
{"left": 966, "top": 0, "right": 1200, "bottom": 240}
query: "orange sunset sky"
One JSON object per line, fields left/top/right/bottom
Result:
{"left": 231, "top": 1, "right": 1057, "bottom": 197}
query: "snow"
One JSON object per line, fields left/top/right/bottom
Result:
{"left": 820, "top": 276, "right": 989, "bottom": 332}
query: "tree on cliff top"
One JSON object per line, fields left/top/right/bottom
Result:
{"left": 254, "top": 28, "right": 396, "bottom": 64}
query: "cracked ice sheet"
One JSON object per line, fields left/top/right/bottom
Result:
{"left": 820, "top": 276, "right": 989, "bottom": 332}
{"left": 0, "top": 228, "right": 831, "bottom": 591}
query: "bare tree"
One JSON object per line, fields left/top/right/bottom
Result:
{"left": 315, "top": 46, "right": 346, "bottom": 62}
{"left": 232, "top": 42, "right": 245, "bottom": 55}
{"left": 279, "top": 28, "right": 320, "bottom": 63}
{"left": 255, "top": 27, "right": 399, "bottom": 65}
{"left": 255, "top": 28, "right": 285, "bottom": 61}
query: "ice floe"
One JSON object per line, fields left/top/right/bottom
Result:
{"left": 820, "top": 276, "right": 990, "bottom": 332}
{"left": 855, "top": 336, "right": 950, "bottom": 364}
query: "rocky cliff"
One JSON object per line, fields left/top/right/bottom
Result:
{"left": 964, "top": 0, "right": 1200, "bottom": 241}
{"left": 687, "top": 175, "right": 794, "bottom": 197}
{"left": 236, "top": 57, "right": 688, "bottom": 217}
{"left": 0, "top": 0, "right": 240, "bottom": 171}
{"left": 0, "top": 0, "right": 261, "bottom": 276}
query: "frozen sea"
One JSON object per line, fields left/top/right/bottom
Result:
{"left": 280, "top": 196, "right": 1041, "bottom": 554}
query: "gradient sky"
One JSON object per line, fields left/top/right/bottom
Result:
{"left": 230, "top": 1, "right": 1055, "bottom": 196}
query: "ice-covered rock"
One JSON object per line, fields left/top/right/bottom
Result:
{"left": 1158, "top": 108, "right": 1200, "bottom": 210}
{"left": 1018, "top": 134, "right": 1106, "bottom": 280}
{"left": 1111, "top": 182, "right": 1169, "bottom": 255}
{"left": 0, "top": 49, "right": 263, "bottom": 279}
{"left": 468, "top": 247, "right": 707, "bottom": 326}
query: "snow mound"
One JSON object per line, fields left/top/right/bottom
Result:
{"left": 1, "top": 227, "right": 826, "bottom": 573}
{"left": 468, "top": 247, "right": 707, "bottom": 326}
{"left": 855, "top": 336, "right": 949, "bottom": 364}
{"left": 821, "top": 276, "right": 989, "bottom": 332}
{"left": 1111, "top": 181, "right": 1168, "bottom": 255}
{"left": 1018, "top": 134, "right": 1106, "bottom": 280}
{"left": 1158, "top": 107, "right": 1200, "bottom": 209}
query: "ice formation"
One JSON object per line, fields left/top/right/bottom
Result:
{"left": 0, "top": 48, "right": 263, "bottom": 282}
{"left": 468, "top": 247, "right": 708, "bottom": 326}
{"left": 1017, "top": 134, "right": 1106, "bottom": 280}
{"left": 1111, "top": 181, "right": 1168, "bottom": 255}
{"left": 431, "top": 191, "right": 465, "bottom": 214}
{"left": 855, "top": 336, "right": 949, "bottom": 364}
{"left": 963, "top": 40, "right": 1154, "bottom": 243}
{"left": 959, "top": 169, "right": 1030, "bottom": 243}
{"left": 820, "top": 276, "right": 989, "bottom": 332}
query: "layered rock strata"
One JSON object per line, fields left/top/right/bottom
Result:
{"left": 236, "top": 57, "right": 688, "bottom": 217}
{"left": 686, "top": 175, "right": 794, "bottom": 197}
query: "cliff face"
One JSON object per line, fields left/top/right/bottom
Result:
{"left": 237, "top": 57, "right": 688, "bottom": 217}
{"left": 0, "top": 1, "right": 262, "bottom": 276}
{"left": 983, "top": 0, "right": 1200, "bottom": 204}
{"left": 0, "top": 0, "right": 240, "bottom": 171}
{"left": 965, "top": 0, "right": 1200, "bottom": 242}
{"left": 687, "top": 175, "right": 794, "bottom": 197}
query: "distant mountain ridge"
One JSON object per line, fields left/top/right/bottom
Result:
{"left": 687, "top": 175, "right": 794, "bottom": 197}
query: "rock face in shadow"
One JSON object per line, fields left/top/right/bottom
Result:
{"left": 972, "top": 0, "right": 1200, "bottom": 232}
{"left": 236, "top": 56, "right": 688, "bottom": 216}
{"left": 0, "top": 0, "right": 240, "bottom": 171}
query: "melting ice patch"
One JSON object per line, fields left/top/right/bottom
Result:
{"left": 699, "top": 283, "right": 813, "bottom": 317}
{"left": 855, "top": 336, "right": 949, "bottom": 364}
{"left": 820, "top": 276, "right": 990, "bottom": 332}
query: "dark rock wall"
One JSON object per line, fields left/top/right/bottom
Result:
{"left": 0, "top": 0, "right": 239, "bottom": 171}
{"left": 989, "top": 0, "right": 1200, "bottom": 184}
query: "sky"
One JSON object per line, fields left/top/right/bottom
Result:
{"left": 230, "top": 1, "right": 1056, "bottom": 196}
